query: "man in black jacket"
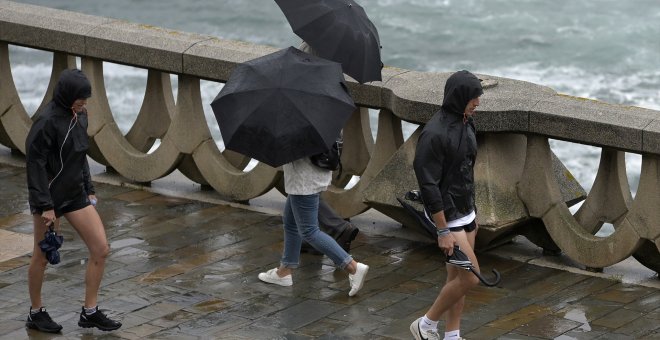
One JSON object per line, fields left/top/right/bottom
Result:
{"left": 409, "top": 70, "right": 483, "bottom": 340}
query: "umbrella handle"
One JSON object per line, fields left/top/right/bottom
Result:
{"left": 469, "top": 268, "right": 501, "bottom": 287}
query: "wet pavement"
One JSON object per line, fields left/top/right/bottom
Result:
{"left": 0, "top": 162, "right": 659, "bottom": 340}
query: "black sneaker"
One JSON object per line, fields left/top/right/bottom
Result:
{"left": 26, "top": 307, "right": 63, "bottom": 333}
{"left": 78, "top": 306, "right": 122, "bottom": 331}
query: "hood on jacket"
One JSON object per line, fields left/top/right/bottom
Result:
{"left": 441, "top": 70, "right": 483, "bottom": 115}
{"left": 53, "top": 69, "right": 92, "bottom": 110}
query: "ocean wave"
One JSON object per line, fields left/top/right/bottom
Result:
{"left": 484, "top": 63, "right": 660, "bottom": 110}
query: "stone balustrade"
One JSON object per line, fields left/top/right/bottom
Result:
{"left": 1, "top": 1, "right": 658, "bottom": 274}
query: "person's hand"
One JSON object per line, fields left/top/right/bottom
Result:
{"left": 41, "top": 210, "right": 56, "bottom": 227}
{"left": 437, "top": 232, "right": 456, "bottom": 256}
{"left": 88, "top": 194, "right": 98, "bottom": 206}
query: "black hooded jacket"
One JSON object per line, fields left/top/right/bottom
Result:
{"left": 26, "top": 69, "right": 94, "bottom": 214}
{"left": 413, "top": 70, "right": 483, "bottom": 222}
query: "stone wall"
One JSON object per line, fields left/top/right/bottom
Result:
{"left": 1, "top": 1, "right": 658, "bottom": 273}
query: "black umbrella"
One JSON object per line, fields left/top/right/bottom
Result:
{"left": 38, "top": 224, "right": 63, "bottom": 265}
{"left": 275, "top": 0, "right": 382, "bottom": 83}
{"left": 447, "top": 246, "right": 501, "bottom": 287}
{"left": 396, "top": 197, "right": 436, "bottom": 240}
{"left": 211, "top": 46, "right": 356, "bottom": 168}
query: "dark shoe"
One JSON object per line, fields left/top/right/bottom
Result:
{"left": 336, "top": 225, "right": 359, "bottom": 252}
{"left": 78, "top": 306, "right": 122, "bottom": 331}
{"left": 26, "top": 307, "right": 63, "bottom": 333}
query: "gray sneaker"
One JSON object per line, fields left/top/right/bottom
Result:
{"left": 410, "top": 317, "right": 440, "bottom": 340}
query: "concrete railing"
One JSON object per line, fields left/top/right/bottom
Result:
{"left": 1, "top": 1, "right": 658, "bottom": 274}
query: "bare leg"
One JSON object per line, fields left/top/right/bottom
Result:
{"left": 444, "top": 228, "right": 478, "bottom": 331}
{"left": 64, "top": 206, "right": 109, "bottom": 308}
{"left": 426, "top": 230, "right": 480, "bottom": 322}
{"left": 28, "top": 215, "right": 58, "bottom": 309}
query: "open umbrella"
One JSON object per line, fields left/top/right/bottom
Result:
{"left": 38, "top": 224, "right": 63, "bottom": 265}
{"left": 447, "top": 246, "right": 501, "bottom": 287}
{"left": 275, "top": 0, "right": 382, "bottom": 83}
{"left": 211, "top": 46, "right": 356, "bottom": 168}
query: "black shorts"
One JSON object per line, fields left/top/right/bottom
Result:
{"left": 449, "top": 220, "right": 477, "bottom": 233}
{"left": 30, "top": 194, "right": 91, "bottom": 218}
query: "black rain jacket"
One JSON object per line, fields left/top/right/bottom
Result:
{"left": 26, "top": 69, "right": 94, "bottom": 214}
{"left": 413, "top": 70, "right": 483, "bottom": 222}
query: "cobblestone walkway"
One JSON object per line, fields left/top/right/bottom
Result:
{"left": 0, "top": 163, "right": 659, "bottom": 339}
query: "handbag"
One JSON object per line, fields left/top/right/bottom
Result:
{"left": 310, "top": 140, "right": 342, "bottom": 172}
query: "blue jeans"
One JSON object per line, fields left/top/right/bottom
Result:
{"left": 281, "top": 193, "right": 352, "bottom": 269}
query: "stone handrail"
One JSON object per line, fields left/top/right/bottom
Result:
{"left": 1, "top": 1, "right": 658, "bottom": 273}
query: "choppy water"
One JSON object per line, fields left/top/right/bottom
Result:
{"left": 7, "top": 0, "right": 660, "bottom": 200}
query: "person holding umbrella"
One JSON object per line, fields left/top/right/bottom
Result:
{"left": 211, "top": 44, "right": 369, "bottom": 296}
{"left": 25, "top": 69, "right": 122, "bottom": 333}
{"left": 256, "top": 42, "right": 369, "bottom": 296}
{"left": 409, "top": 70, "right": 483, "bottom": 340}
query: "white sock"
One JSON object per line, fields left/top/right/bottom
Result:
{"left": 420, "top": 314, "right": 438, "bottom": 333}
{"left": 444, "top": 329, "right": 460, "bottom": 340}
{"left": 84, "top": 306, "right": 97, "bottom": 315}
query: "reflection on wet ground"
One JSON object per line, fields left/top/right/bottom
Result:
{"left": 0, "top": 163, "right": 658, "bottom": 339}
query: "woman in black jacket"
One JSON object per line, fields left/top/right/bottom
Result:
{"left": 410, "top": 70, "right": 483, "bottom": 340}
{"left": 25, "top": 69, "right": 121, "bottom": 333}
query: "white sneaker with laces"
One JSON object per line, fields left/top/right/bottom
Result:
{"left": 410, "top": 317, "right": 441, "bottom": 340}
{"left": 258, "top": 268, "right": 293, "bottom": 286}
{"left": 348, "top": 262, "right": 369, "bottom": 296}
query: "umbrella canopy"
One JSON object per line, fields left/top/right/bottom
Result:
{"left": 447, "top": 246, "right": 501, "bottom": 287}
{"left": 38, "top": 224, "right": 63, "bottom": 265}
{"left": 275, "top": 0, "right": 382, "bottom": 83}
{"left": 211, "top": 46, "right": 356, "bottom": 168}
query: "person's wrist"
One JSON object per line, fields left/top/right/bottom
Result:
{"left": 436, "top": 227, "right": 450, "bottom": 237}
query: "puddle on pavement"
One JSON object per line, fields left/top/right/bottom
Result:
{"left": 110, "top": 237, "right": 145, "bottom": 249}
{"left": 564, "top": 308, "right": 591, "bottom": 331}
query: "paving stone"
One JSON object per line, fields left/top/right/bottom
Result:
{"left": 613, "top": 316, "right": 660, "bottom": 338}
{"left": 593, "top": 283, "right": 658, "bottom": 304}
{"left": 0, "top": 163, "right": 656, "bottom": 339}
{"left": 514, "top": 314, "right": 582, "bottom": 338}
{"left": 487, "top": 304, "right": 553, "bottom": 331}
{"left": 591, "top": 308, "right": 644, "bottom": 329}
{"left": 624, "top": 291, "right": 660, "bottom": 312}
{"left": 257, "top": 299, "right": 345, "bottom": 331}
{"left": 115, "top": 322, "right": 163, "bottom": 339}
{"left": 465, "top": 325, "right": 512, "bottom": 340}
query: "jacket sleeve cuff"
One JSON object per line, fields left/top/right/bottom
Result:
{"left": 426, "top": 203, "right": 444, "bottom": 215}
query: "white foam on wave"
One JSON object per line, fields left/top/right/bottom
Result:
{"left": 9, "top": 63, "right": 51, "bottom": 115}
{"left": 486, "top": 63, "right": 660, "bottom": 110}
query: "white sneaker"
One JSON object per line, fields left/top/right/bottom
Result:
{"left": 348, "top": 262, "right": 369, "bottom": 296}
{"left": 258, "top": 268, "right": 292, "bottom": 286}
{"left": 410, "top": 317, "right": 441, "bottom": 340}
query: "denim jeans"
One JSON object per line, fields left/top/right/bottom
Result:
{"left": 281, "top": 193, "right": 352, "bottom": 269}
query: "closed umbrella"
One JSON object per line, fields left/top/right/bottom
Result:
{"left": 275, "top": 0, "right": 383, "bottom": 83}
{"left": 211, "top": 46, "right": 356, "bottom": 168}
{"left": 447, "top": 246, "right": 501, "bottom": 287}
{"left": 39, "top": 224, "right": 64, "bottom": 265}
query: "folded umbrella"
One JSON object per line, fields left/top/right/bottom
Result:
{"left": 275, "top": 0, "right": 383, "bottom": 83}
{"left": 211, "top": 46, "right": 356, "bottom": 168}
{"left": 447, "top": 246, "right": 501, "bottom": 287}
{"left": 396, "top": 197, "right": 437, "bottom": 240}
{"left": 38, "top": 224, "right": 63, "bottom": 265}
